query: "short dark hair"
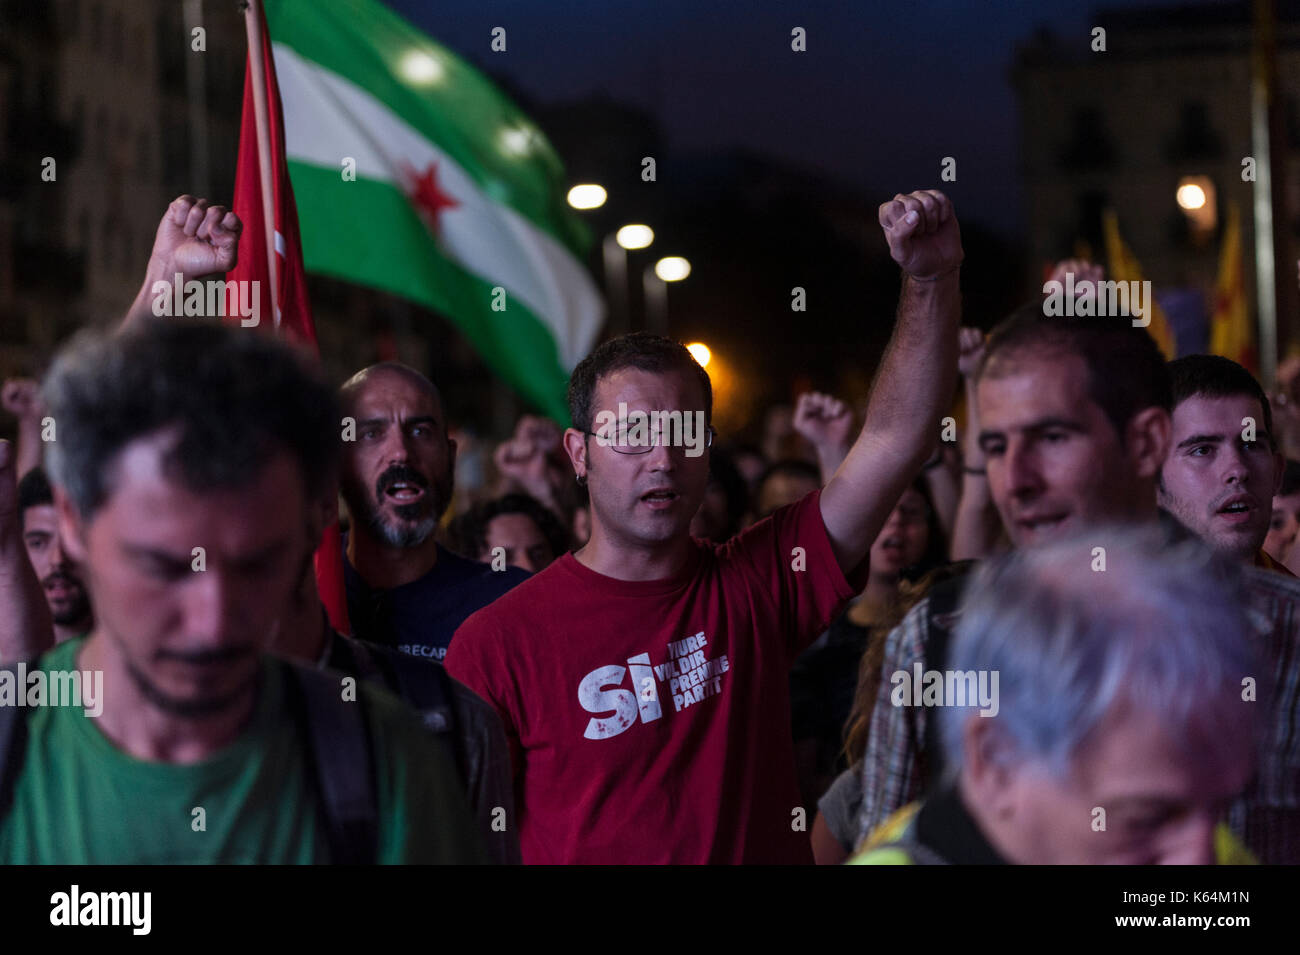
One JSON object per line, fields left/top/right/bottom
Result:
{"left": 567, "top": 332, "right": 712, "bottom": 433}
{"left": 17, "top": 467, "right": 53, "bottom": 527}
{"left": 43, "top": 319, "right": 340, "bottom": 519}
{"left": 1168, "top": 354, "right": 1274, "bottom": 449}
{"left": 977, "top": 303, "right": 1172, "bottom": 441}
{"left": 444, "top": 493, "right": 571, "bottom": 562}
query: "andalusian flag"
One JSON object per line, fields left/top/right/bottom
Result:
{"left": 1210, "top": 203, "right": 1256, "bottom": 371}
{"left": 1102, "top": 210, "right": 1177, "bottom": 359}
{"left": 264, "top": 0, "right": 604, "bottom": 421}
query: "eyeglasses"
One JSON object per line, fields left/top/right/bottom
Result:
{"left": 585, "top": 426, "right": 717, "bottom": 455}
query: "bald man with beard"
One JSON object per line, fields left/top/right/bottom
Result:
{"left": 338, "top": 363, "right": 529, "bottom": 662}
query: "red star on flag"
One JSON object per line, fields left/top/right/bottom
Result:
{"left": 403, "top": 161, "right": 459, "bottom": 233}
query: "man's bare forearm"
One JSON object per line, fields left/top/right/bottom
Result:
{"left": 120, "top": 256, "right": 171, "bottom": 332}
{"left": 950, "top": 375, "right": 999, "bottom": 560}
{"left": 821, "top": 274, "right": 960, "bottom": 566}
{"left": 858, "top": 273, "right": 960, "bottom": 455}
{"left": 14, "top": 418, "right": 43, "bottom": 478}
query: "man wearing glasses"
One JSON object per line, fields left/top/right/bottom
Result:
{"left": 447, "top": 189, "right": 963, "bottom": 864}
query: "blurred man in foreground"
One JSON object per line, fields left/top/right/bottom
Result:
{"left": 853, "top": 527, "right": 1259, "bottom": 864}
{"left": 0, "top": 314, "right": 484, "bottom": 863}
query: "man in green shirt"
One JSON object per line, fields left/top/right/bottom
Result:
{"left": 0, "top": 210, "right": 487, "bottom": 862}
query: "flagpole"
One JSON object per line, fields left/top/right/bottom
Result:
{"left": 242, "top": 0, "right": 281, "bottom": 331}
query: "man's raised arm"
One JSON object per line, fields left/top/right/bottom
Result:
{"left": 121, "top": 195, "right": 241, "bottom": 331}
{"left": 819, "top": 189, "right": 962, "bottom": 574}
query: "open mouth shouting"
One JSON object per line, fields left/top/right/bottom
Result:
{"left": 639, "top": 486, "right": 681, "bottom": 511}
{"left": 376, "top": 465, "right": 431, "bottom": 513}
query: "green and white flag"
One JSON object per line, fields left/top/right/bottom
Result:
{"left": 265, "top": 0, "right": 605, "bottom": 421}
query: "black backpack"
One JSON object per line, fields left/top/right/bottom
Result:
{"left": 0, "top": 659, "right": 417, "bottom": 864}
{"left": 324, "top": 635, "right": 464, "bottom": 780}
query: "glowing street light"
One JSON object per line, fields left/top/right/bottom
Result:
{"left": 686, "top": 342, "right": 712, "bottom": 368}
{"left": 655, "top": 256, "right": 691, "bottom": 282}
{"left": 1177, "top": 182, "right": 1207, "bottom": 210}
{"left": 567, "top": 184, "right": 607, "bottom": 210}
{"left": 616, "top": 224, "right": 654, "bottom": 250}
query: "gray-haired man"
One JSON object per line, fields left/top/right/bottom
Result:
{"left": 853, "top": 526, "right": 1260, "bottom": 864}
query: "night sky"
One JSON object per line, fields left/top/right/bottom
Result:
{"left": 385, "top": 0, "right": 1176, "bottom": 238}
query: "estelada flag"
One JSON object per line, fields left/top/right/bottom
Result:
{"left": 1210, "top": 203, "right": 1256, "bottom": 372}
{"left": 1102, "top": 210, "right": 1178, "bottom": 359}
{"left": 227, "top": 0, "right": 350, "bottom": 636}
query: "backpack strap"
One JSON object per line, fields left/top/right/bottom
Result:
{"left": 0, "top": 665, "right": 29, "bottom": 823}
{"left": 920, "top": 566, "right": 974, "bottom": 787}
{"left": 284, "top": 663, "right": 378, "bottom": 865}
{"left": 327, "top": 634, "right": 467, "bottom": 785}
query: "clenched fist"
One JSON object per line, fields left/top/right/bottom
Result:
{"left": 793, "top": 391, "right": 854, "bottom": 453}
{"left": 0, "top": 379, "right": 43, "bottom": 424}
{"left": 879, "top": 189, "right": 963, "bottom": 281}
{"left": 494, "top": 415, "right": 566, "bottom": 505}
{"left": 1047, "top": 258, "right": 1104, "bottom": 299}
{"left": 148, "top": 195, "right": 241, "bottom": 281}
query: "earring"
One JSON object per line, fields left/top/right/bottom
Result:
{"left": 576, "top": 472, "right": 587, "bottom": 487}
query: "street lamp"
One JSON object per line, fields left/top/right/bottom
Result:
{"left": 616, "top": 224, "right": 654, "bottom": 250}
{"left": 1176, "top": 175, "right": 1216, "bottom": 237}
{"left": 567, "top": 184, "right": 607, "bottom": 210}
{"left": 643, "top": 256, "right": 691, "bottom": 334}
{"left": 603, "top": 225, "right": 655, "bottom": 336}
{"left": 686, "top": 342, "right": 711, "bottom": 368}
{"left": 655, "top": 256, "right": 691, "bottom": 282}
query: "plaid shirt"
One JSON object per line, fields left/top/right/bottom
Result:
{"left": 855, "top": 596, "right": 935, "bottom": 849}
{"left": 855, "top": 562, "right": 1300, "bottom": 863}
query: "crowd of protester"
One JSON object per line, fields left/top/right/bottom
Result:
{"left": 0, "top": 188, "right": 1298, "bottom": 864}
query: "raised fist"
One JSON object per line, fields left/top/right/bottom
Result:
{"left": 956, "top": 327, "right": 986, "bottom": 380}
{"left": 1048, "top": 258, "right": 1104, "bottom": 298}
{"left": 793, "top": 391, "right": 854, "bottom": 453}
{"left": 494, "top": 415, "right": 566, "bottom": 502}
{"left": 879, "top": 189, "right": 963, "bottom": 281}
{"left": 0, "top": 379, "right": 43, "bottom": 424}
{"left": 149, "top": 195, "right": 241, "bottom": 280}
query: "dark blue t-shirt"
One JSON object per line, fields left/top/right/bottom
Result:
{"left": 343, "top": 542, "right": 530, "bottom": 662}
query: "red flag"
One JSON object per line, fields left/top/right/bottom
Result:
{"left": 228, "top": 0, "right": 351, "bottom": 636}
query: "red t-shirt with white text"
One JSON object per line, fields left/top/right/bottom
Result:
{"left": 445, "top": 490, "right": 863, "bottom": 864}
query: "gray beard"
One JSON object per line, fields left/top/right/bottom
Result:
{"left": 366, "top": 509, "right": 439, "bottom": 548}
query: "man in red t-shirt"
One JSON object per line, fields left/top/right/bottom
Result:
{"left": 446, "top": 189, "right": 964, "bottom": 864}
